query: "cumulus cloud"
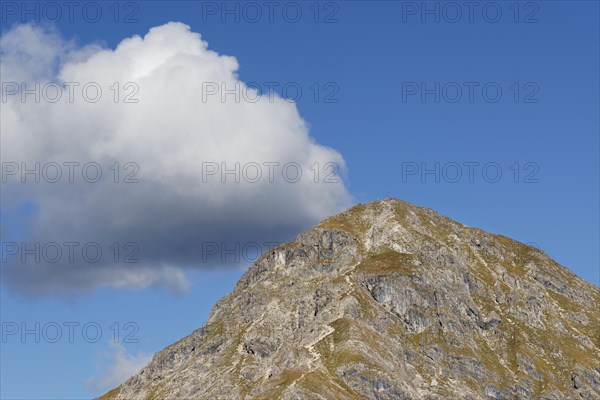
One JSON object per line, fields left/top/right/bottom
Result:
{"left": 0, "top": 22, "right": 351, "bottom": 296}
{"left": 0, "top": 24, "right": 102, "bottom": 83}
{"left": 86, "top": 342, "right": 151, "bottom": 393}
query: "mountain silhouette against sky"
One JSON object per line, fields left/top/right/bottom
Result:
{"left": 100, "top": 199, "right": 600, "bottom": 400}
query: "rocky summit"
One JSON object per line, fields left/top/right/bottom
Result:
{"left": 100, "top": 199, "right": 600, "bottom": 400}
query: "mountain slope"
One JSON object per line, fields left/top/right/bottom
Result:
{"left": 100, "top": 199, "right": 600, "bottom": 399}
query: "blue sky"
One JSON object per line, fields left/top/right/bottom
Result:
{"left": 0, "top": 1, "right": 598, "bottom": 399}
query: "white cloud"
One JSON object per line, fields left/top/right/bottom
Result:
{"left": 0, "top": 22, "right": 351, "bottom": 296}
{"left": 86, "top": 342, "right": 151, "bottom": 393}
{"left": 0, "top": 23, "right": 102, "bottom": 83}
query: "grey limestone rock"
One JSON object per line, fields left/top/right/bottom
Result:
{"left": 100, "top": 199, "right": 600, "bottom": 400}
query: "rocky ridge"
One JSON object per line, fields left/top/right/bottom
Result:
{"left": 101, "top": 199, "right": 600, "bottom": 399}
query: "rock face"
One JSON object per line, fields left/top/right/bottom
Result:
{"left": 100, "top": 199, "right": 600, "bottom": 399}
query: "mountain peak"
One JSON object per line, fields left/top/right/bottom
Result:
{"left": 101, "top": 199, "right": 600, "bottom": 400}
